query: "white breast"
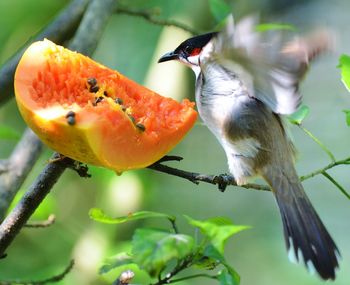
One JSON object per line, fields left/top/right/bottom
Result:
{"left": 194, "top": 62, "right": 261, "bottom": 182}
{"left": 195, "top": 62, "right": 248, "bottom": 139}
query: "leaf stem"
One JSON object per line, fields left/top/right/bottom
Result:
{"left": 300, "top": 157, "right": 350, "bottom": 181}
{"left": 152, "top": 256, "right": 193, "bottom": 285}
{"left": 168, "top": 218, "right": 179, "bottom": 234}
{"left": 168, "top": 273, "right": 217, "bottom": 283}
{"left": 322, "top": 171, "right": 350, "bottom": 200}
{"left": 299, "top": 125, "right": 336, "bottom": 162}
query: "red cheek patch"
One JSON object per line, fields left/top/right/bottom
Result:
{"left": 190, "top": 48, "right": 202, "bottom": 56}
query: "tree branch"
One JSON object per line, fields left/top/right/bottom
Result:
{"left": 0, "top": 154, "right": 75, "bottom": 256}
{"left": 0, "top": 129, "right": 43, "bottom": 220}
{"left": 69, "top": 0, "right": 116, "bottom": 55}
{"left": 0, "top": 0, "right": 89, "bottom": 107}
{"left": 0, "top": 0, "right": 117, "bottom": 258}
{"left": 147, "top": 158, "right": 269, "bottom": 192}
{"left": 115, "top": 6, "right": 200, "bottom": 35}
{"left": 0, "top": 0, "right": 90, "bottom": 259}
{"left": 147, "top": 156, "right": 350, "bottom": 193}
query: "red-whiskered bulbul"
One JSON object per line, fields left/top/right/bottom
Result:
{"left": 158, "top": 16, "right": 339, "bottom": 280}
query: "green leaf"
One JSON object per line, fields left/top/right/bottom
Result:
{"left": 288, "top": 105, "right": 310, "bottom": 125}
{"left": 192, "top": 244, "right": 221, "bottom": 269}
{"left": 89, "top": 208, "right": 175, "bottom": 224}
{"left": 338, "top": 54, "right": 350, "bottom": 91}
{"left": 209, "top": 0, "right": 231, "bottom": 23}
{"left": 99, "top": 252, "right": 134, "bottom": 274}
{"left": 132, "top": 228, "right": 194, "bottom": 277}
{"left": 206, "top": 216, "right": 235, "bottom": 226}
{"left": 343, "top": 110, "right": 350, "bottom": 126}
{"left": 204, "top": 245, "right": 240, "bottom": 285}
{"left": 204, "top": 244, "right": 225, "bottom": 263}
{"left": 217, "top": 268, "right": 240, "bottom": 285}
{"left": 185, "top": 215, "right": 248, "bottom": 254}
{"left": 0, "top": 125, "right": 20, "bottom": 140}
{"left": 193, "top": 254, "right": 219, "bottom": 270}
{"left": 256, "top": 23, "right": 296, "bottom": 32}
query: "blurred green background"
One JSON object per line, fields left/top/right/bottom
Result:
{"left": 0, "top": 0, "right": 349, "bottom": 284}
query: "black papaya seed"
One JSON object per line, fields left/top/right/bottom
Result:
{"left": 67, "top": 116, "right": 75, "bottom": 125}
{"left": 65, "top": 110, "right": 75, "bottom": 118}
{"left": 87, "top": 77, "right": 97, "bottom": 86}
{"left": 136, "top": 123, "right": 146, "bottom": 132}
{"left": 128, "top": 114, "right": 135, "bottom": 124}
{"left": 115, "top": 98, "right": 123, "bottom": 105}
{"left": 95, "top": 96, "right": 104, "bottom": 104}
{"left": 90, "top": 85, "right": 99, "bottom": 93}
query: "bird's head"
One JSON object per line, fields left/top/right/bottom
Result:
{"left": 158, "top": 32, "right": 217, "bottom": 71}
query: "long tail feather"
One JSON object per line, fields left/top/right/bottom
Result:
{"left": 263, "top": 169, "right": 339, "bottom": 279}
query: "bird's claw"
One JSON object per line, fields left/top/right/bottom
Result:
{"left": 213, "top": 173, "right": 234, "bottom": 192}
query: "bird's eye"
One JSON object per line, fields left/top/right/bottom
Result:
{"left": 184, "top": 46, "right": 193, "bottom": 54}
{"left": 184, "top": 46, "right": 202, "bottom": 57}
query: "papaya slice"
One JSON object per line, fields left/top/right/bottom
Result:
{"left": 14, "top": 39, "right": 197, "bottom": 171}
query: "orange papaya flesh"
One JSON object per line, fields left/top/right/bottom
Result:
{"left": 14, "top": 39, "right": 197, "bottom": 171}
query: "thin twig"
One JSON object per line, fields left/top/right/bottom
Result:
{"left": 322, "top": 171, "right": 350, "bottom": 200}
{"left": 115, "top": 6, "right": 200, "bottom": 35}
{"left": 153, "top": 257, "right": 193, "bottom": 285}
{"left": 168, "top": 273, "right": 217, "bottom": 283}
{"left": 299, "top": 125, "right": 336, "bottom": 163}
{"left": 148, "top": 156, "right": 350, "bottom": 193}
{"left": 0, "top": 0, "right": 89, "bottom": 106}
{"left": 0, "top": 129, "right": 43, "bottom": 220}
{"left": 147, "top": 162, "right": 270, "bottom": 192}
{"left": 0, "top": 0, "right": 117, "bottom": 258}
{"left": 0, "top": 259, "right": 74, "bottom": 285}
{"left": 24, "top": 214, "right": 56, "bottom": 228}
{"left": 300, "top": 157, "right": 350, "bottom": 181}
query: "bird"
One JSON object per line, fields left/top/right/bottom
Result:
{"left": 158, "top": 16, "right": 339, "bottom": 280}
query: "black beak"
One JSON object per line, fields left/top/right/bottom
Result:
{"left": 158, "top": 51, "right": 179, "bottom": 63}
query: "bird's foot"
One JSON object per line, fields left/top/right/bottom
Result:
{"left": 213, "top": 173, "right": 234, "bottom": 192}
